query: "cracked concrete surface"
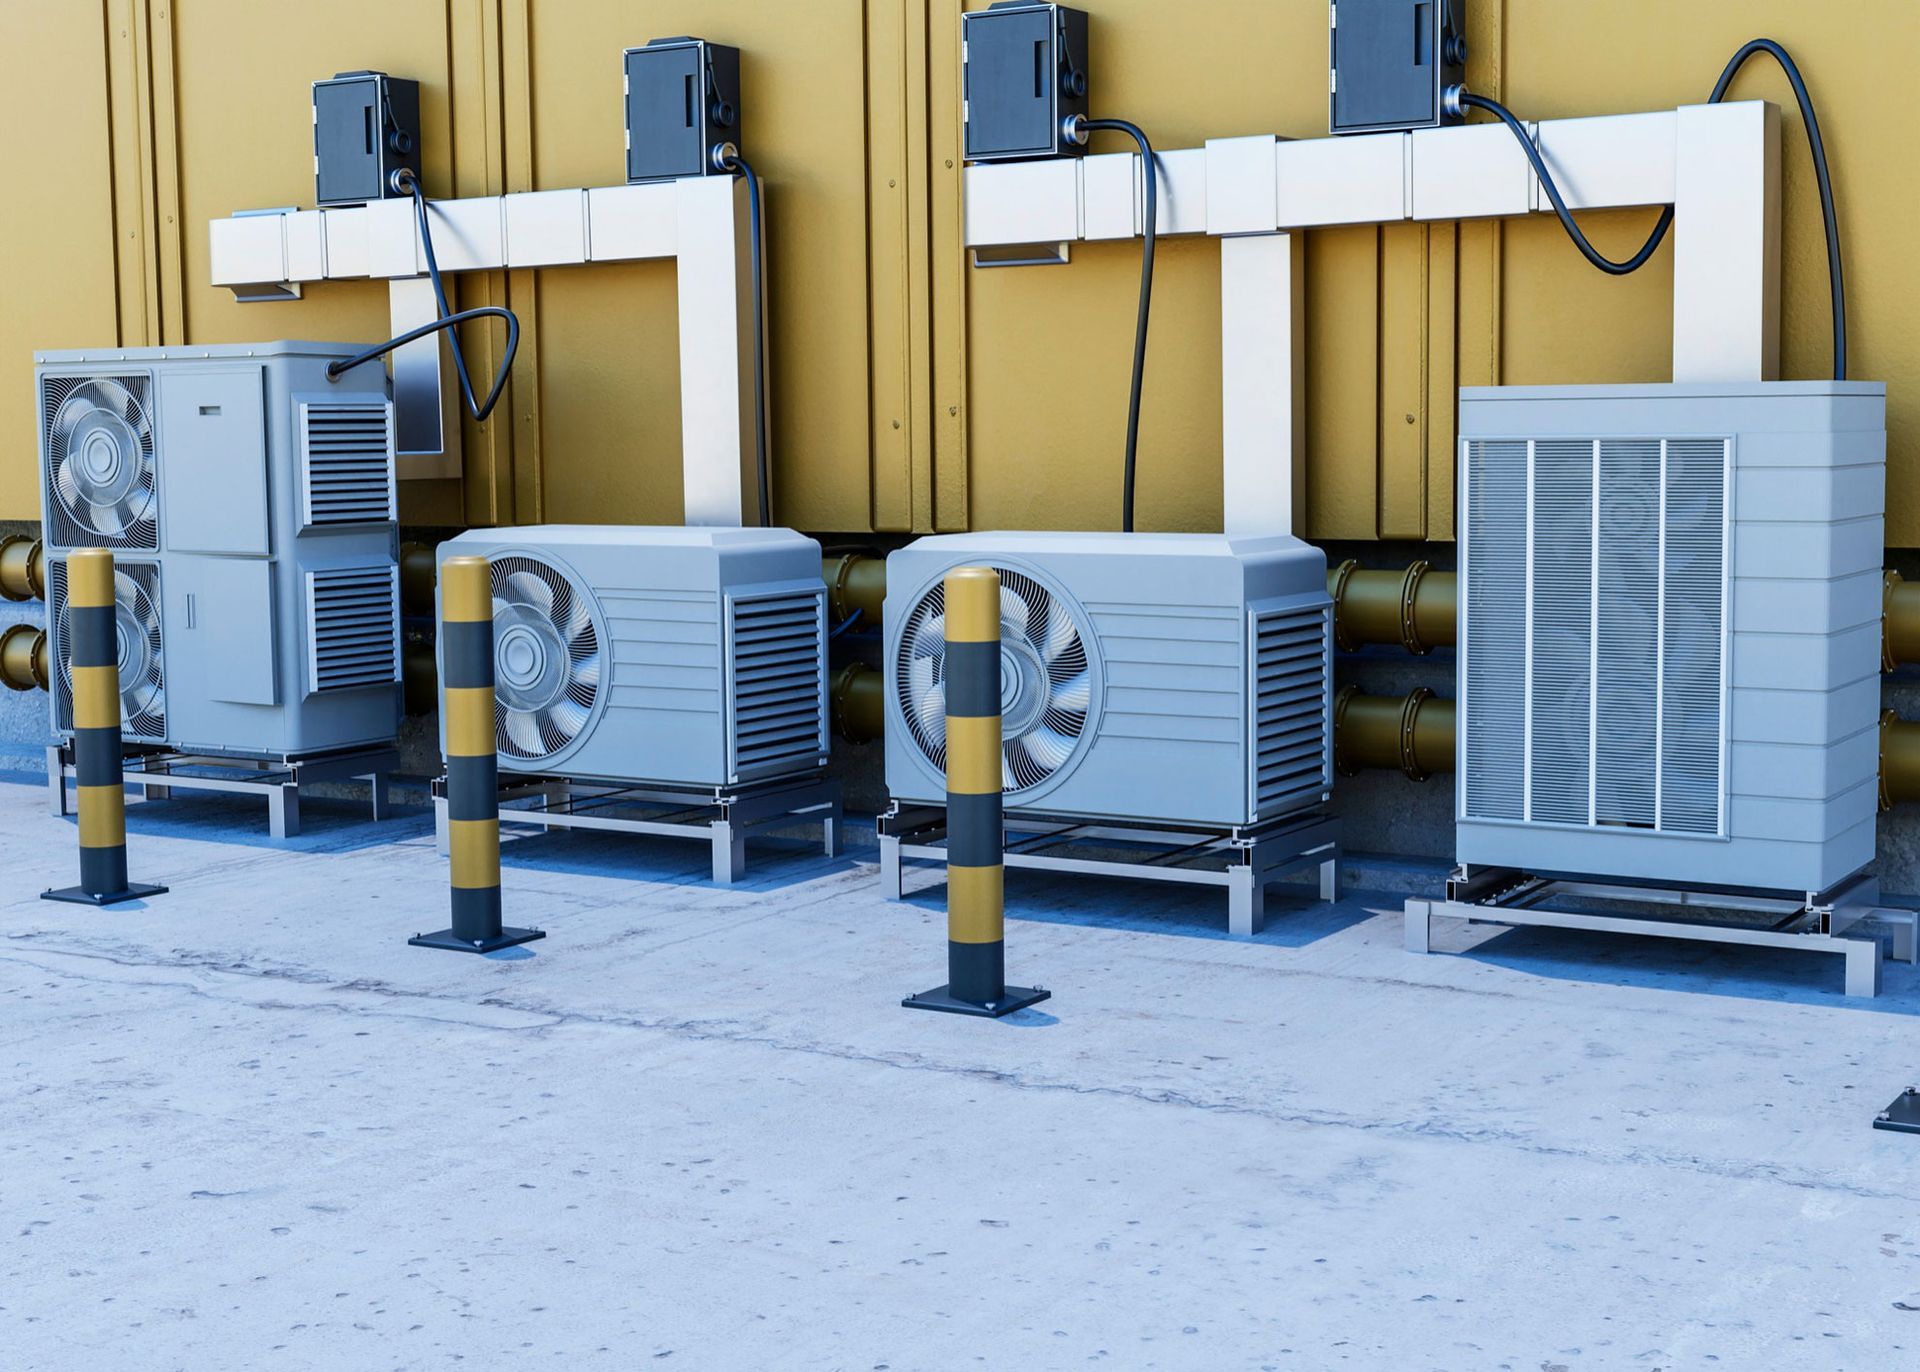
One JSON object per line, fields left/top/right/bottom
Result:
{"left": 4, "top": 776, "right": 1920, "bottom": 1369}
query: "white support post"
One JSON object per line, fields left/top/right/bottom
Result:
{"left": 1219, "top": 232, "right": 1304, "bottom": 536}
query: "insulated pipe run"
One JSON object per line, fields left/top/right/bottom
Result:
{"left": 0, "top": 536, "right": 45, "bottom": 601}
{"left": 1327, "top": 560, "right": 1456, "bottom": 654}
{"left": 0, "top": 623, "right": 48, "bottom": 692}
{"left": 823, "top": 552, "right": 887, "bottom": 627}
{"left": 1332, "top": 687, "right": 1456, "bottom": 781}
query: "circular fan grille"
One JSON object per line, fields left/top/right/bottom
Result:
{"left": 488, "top": 555, "right": 602, "bottom": 763}
{"left": 56, "top": 567, "right": 165, "bottom": 740}
{"left": 47, "top": 378, "right": 158, "bottom": 547}
{"left": 895, "top": 566, "right": 1092, "bottom": 794}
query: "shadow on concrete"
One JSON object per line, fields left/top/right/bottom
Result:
{"left": 496, "top": 822, "right": 860, "bottom": 894}
{"left": 46, "top": 788, "right": 431, "bottom": 855}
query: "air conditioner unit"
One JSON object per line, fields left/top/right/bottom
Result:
{"left": 36, "top": 343, "right": 401, "bottom": 760}
{"left": 1457, "top": 381, "right": 1887, "bottom": 895}
{"left": 883, "top": 532, "right": 1333, "bottom": 828}
{"left": 435, "top": 526, "right": 830, "bottom": 788}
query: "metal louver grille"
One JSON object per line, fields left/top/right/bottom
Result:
{"left": 41, "top": 373, "right": 160, "bottom": 550}
{"left": 726, "top": 590, "right": 827, "bottom": 778}
{"left": 1462, "top": 436, "right": 1728, "bottom": 836}
{"left": 1251, "top": 604, "right": 1330, "bottom": 819}
{"left": 51, "top": 558, "right": 167, "bottom": 742}
{"left": 306, "top": 566, "right": 399, "bottom": 693}
{"left": 298, "top": 401, "right": 396, "bottom": 527}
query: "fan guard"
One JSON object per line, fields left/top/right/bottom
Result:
{"left": 54, "top": 564, "right": 166, "bottom": 742}
{"left": 44, "top": 375, "right": 159, "bottom": 549}
{"left": 487, "top": 555, "right": 603, "bottom": 763}
{"left": 895, "top": 565, "right": 1093, "bottom": 793}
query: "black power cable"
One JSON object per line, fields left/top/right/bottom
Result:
{"left": 1459, "top": 38, "right": 1845, "bottom": 379}
{"left": 715, "top": 147, "right": 771, "bottom": 528}
{"left": 326, "top": 170, "right": 521, "bottom": 417}
{"left": 1079, "top": 118, "right": 1156, "bottom": 534}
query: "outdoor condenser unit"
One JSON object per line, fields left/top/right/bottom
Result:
{"left": 37, "top": 343, "right": 401, "bottom": 760}
{"left": 883, "top": 532, "right": 1333, "bottom": 829}
{"left": 1457, "top": 381, "right": 1887, "bottom": 895}
{"left": 436, "top": 526, "right": 829, "bottom": 788}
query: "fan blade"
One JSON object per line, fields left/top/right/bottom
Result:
{"left": 913, "top": 611, "right": 947, "bottom": 659}
{"left": 1020, "top": 724, "right": 1077, "bottom": 772}
{"left": 545, "top": 696, "right": 588, "bottom": 742}
{"left": 1040, "top": 606, "right": 1078, "bottom": 664}
{"left": 502, "top": 707, "right": 543, "bottom": 756}
{"left": 503, "top": 569, "right": 554, "bottom": 618}
{"left": 908, "top": 662, "right": 946, "bottom": 748}
{"left": 569, "top": 646, "right": 602, "bottom": 689}
{"left": 999, "top": 583, "right": 1030, "bottom": 641}
{"left": 1047, "top": 669, "right": 1090, "bottom": 715}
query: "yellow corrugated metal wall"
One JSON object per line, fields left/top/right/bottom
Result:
{"left": 3, "top": 1, "right": 1912, "bottom": 542}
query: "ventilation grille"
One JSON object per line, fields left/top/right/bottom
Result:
{"left": 50, "top": 558, "right": 167, "bottom": 742}
{"left": 299, "top": 401, "right": 396, "bottom": 527}
{"left": 41, "top": 373, "right": 160, "bottom": 550}
{"left": 305, "top": 566, "right": 399, "bottom": 693}
{"left": 726, "top": 590, "right": 827, "bottom": 779}
{"left": 1252, "top": 604, "right": 1331, "bottom": 819}
{"left": 1462, "top": 436, "right": 1728, "bottom": 836}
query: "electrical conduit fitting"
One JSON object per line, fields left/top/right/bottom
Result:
{"left": 1332, "top": 686, "right": 1456, "bottom": 781}
{"left": 1327, "top": 560, "right": 1456, "bottom": 655}
{"left": 0, "top": 535, "right": 44, "bottom": 601}
{"left": 0, "top": 623, "right": 48, "bottom": 692}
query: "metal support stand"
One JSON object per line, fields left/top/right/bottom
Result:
{"left": 1406, "top": 866, "right": 1893, "bottom": 998}
{"left": 49, "top": 742, "right": 397, "bottom": 840}
{"left": 431, "top": 771, "right": 843, "bottom": 884}
{"left": 1875, "top": 1089, "right": 1920, "bottom": 1135}
{"left": 879, "top": 803, "right": 1342, "bottom": 938}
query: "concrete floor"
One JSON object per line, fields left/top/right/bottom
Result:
{"left": 5, "top": 777, "right": 1920, "bottom": 1371}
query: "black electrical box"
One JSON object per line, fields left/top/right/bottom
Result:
{"left": 1330, "top": 0, "right": 1466, "bottom": 135}
{"left": 313, "top": 71, "right": 421, "bottom": 206}
{"left": 961, "top": 2, "right": 1089, "bottom": 163}
{"left": 624, "top": 37, "right": 741, "bottom": 184}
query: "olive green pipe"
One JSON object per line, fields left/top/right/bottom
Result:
{"left": 1882, "top": 711, "right": 1920, "bottom": 810}
{"left": 403, "top": 640, "right": 439, "bottom": 717}
{"left": 400, "top": 541, "right": 439, "bottom": 616}
{"left": 1326, "top": 560, "right": 1455, "bottom": 654}
{"left": 832, "top": 662, "right": 885, "bottom": 744}
{"left": 0, "top": 623, "right": 49, "bottom": 692}
{"left": 1332, "top": 686, "right": 1456, "bottom": 781}
{"left": 0, "top": 535, "right": 44, "bottom": 602}
{"left": 823, "top": 551, "right": 887, "bottom": 626}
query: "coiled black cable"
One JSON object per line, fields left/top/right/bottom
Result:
{"left": 717, "top": 149, "right": 771, "bottom": 528}
{"left": 326, "top": 171, "right": 521, "bottom": 417}
{"left": 1460, "top": 38, "right": 1845, "bottom": 378}
{"left": 1081, "top": 118, "right": 1157, "bottom": 533}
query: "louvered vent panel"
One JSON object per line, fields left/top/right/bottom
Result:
{"left": 727, "top": 591, "right": 826, "bottom": 778}
{"left": 306, "top": 567, "right": 399, "bottom": 693}
{"left": 1251, "top": 605, "right": 1330, "bottom": 819}
{"left": 1462, "top": 436, "right": 1727, "bottom": 836}
{"left": 1462, "top": 440, "right": 1527, "bottom": 821}
{"left": 1528, "top": 440, "right": 1594, "bottom": 825}
{"left": 1659, "top": 439, "right": 1727, "bottom": 835}
{"left": 1595, "top": 440, "right": 1660, "bottom": 828}
{"left": 299, "top": 401, "right": 395, "bottom": 527}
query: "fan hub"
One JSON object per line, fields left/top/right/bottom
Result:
{"left": 999, "top": 634, "right": 1050, "bottom": 739}
{"left": 492, "top": 609, "right": 567, "bottom": 713}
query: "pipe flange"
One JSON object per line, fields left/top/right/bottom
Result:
{"left": 1884, "top": 570, "right": 1902, "bottom": 674}
{"left": 1328, "top": 560, "right": 1360, "bottom": 652}
{"left": 1882, "top": 708, "right": 1898, "bottom": 812}
{"left": 1398, "top": 686, "right": 1435, "bottom": 781}
{"left": 1398, "top": 560, "right": 1434, "bottom": 656}
{"left": 1331, "top": 683, "right": 1359, "bottom": 775}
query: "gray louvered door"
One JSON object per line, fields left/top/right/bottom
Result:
{"left": 1461, "top": 436, "right": 1729, "bottom": 837}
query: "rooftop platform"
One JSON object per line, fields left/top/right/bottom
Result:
{"left": 4, "top": 774, "right": 1919, "bottom": 1368}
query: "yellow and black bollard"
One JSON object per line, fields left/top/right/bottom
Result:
{"left": 904, "top": 566, "right": 1050, "bottom": 1018}
{"left": 409, "top": 555, "right": 545, "bottom": 954}
{"left": 43, "top": 548, "right": 166, "bottom": 906}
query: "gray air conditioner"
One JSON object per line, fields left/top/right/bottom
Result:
{"left": 36, "top": 343, "right": 401, "bottom": 760}
{"left": 1457, "top": 381, "right": 1887, "bottom": 896}
{"left": 883, "top": 532, "right": 1333, "bottom": 829}
{"left": 436, "top": 526, "right": 830, "bottom": 789}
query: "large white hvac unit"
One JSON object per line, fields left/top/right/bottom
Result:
{"left": 37, "top": 343, "right": 401, "bottom": 760}
{"left": 883, "top": 532, "right": 1333, "bottom": 829}
{"left": 1457, "top": 381, "right": 1887, "bottom": 895}
{"left": 435, "top": 526, "right": 830, "bottom": 788}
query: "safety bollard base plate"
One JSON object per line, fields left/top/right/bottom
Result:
{"left": 902, "top": 983, "right": 1051, "bottom": 1019}
{"left": 408, "top": 926, "right": 548, "bottom": 955}
{"left": 42, "top": 881, "right": 169, "bottom": 907}
{"left": 1874, "top": 1089, "right": 1920, "bottom": 1135}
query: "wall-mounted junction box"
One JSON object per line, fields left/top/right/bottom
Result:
{"left": 313, "top": 72, "right": 421, "bottom": 207}
{"left": 1330, "top": 0, "right": 1466, "bottom": 135}
{"left": 961, "top": 1, "right": 1090, "bottom": 163}
{"left": 624, "top": 37, "right": 742, "bottom": 184}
